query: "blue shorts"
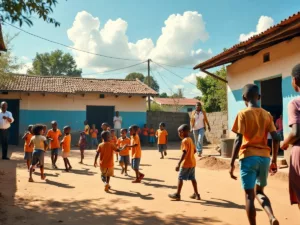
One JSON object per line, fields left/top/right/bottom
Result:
{"left": 31, "top": 149, "right": 45, "bottom": 166}
{"left": 240, "top": 156, "right": 270, "bottom": 190}
{"left": 149, "top": 136, "right": 155, "bottom": 143}
{"left": 119, "top": 155, "right": 130, "bottom": 165}
{"left": 51, "top": 148, "right": 59, "bottom": 155}
{"left": 158, "top": 144, "right": 167, "bottom": 152}
{"left": 91, "top": 138, "right": 98, "bottom": 146}
{"left": 179, "top": 167, "right": 196, "bottom": 180}
{"left": 24, "top": 152, "right": 32, "bottom": 160}
{"left": 132, "top": 158, "right": 141, "bottom": 170}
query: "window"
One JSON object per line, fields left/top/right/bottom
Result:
{"left": 187, "top": 107, "right": 193, "bottom": 112}
{"left": 1, "top": 92, "right": 8, "bottom": 95}
{"left": 99, "top": 94, "right": 105, "bottom": 98}
{"left": 263, "top": 53, "right": 270, "bottom": 63}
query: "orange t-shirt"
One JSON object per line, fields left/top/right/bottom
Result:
{"left": 97, "top": 142, "right": 117, "bottom": 168}
{"left": 47, "top": 129, "right": 62, "bottom": 149}
{"left": 24, "top": 133, "right": 33, "bottom": 152}
{"left": 110, "top": 136, "right": 117, "bottom": 145}
{"left": 62, "top": 134, "right": 71, "bottom": 152}
{"left": 181, "top": 137, "right": 196, "bottom": 168}
{"left": 117, "top": 137, "right": 131, "bottom": 156}
{"left": 156, "top": 129, "right": 168, "bottom": 144}
{"left": 232, "top": 107, "right": 276, "bottom": 159}
{"left": 90, "top": 129, "right": 98, "bottom": 138}
{"left": 149, "top": 128, "right": 155, "bottom": 136}
{"left": 142, "top": 128, "right": 149, "bottom": 136}
{"left": 131, "top": 135, "right": 142, "bottom": 158}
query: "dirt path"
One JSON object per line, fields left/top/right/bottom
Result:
{"left": 0, "top": 146, "right": 299, "bottom": 225}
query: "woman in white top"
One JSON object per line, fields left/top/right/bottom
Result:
{"left": 113, "top": 111, "right": 122, "bottom": 138}
{"left": 190, "top": 102, "right": 211, "bottom": 157}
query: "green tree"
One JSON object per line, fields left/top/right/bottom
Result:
{"left": 171, "top": 88, "right": 184, "bottom": 98}
{"left": 28, "top": 50, "right": 82, "bottom": 77}
{"left": 0, "top": 0, "right": 61, "bottom": 27}
{"left": 125, "top": 72, "right": 160, "bottom": 92}
{"left": 143, "top": 76, "right": 159, "bottom": 92}
{"left": 196, "top": 66, "right": 227, "bottom": 112}
{"left": 159, "top": 92, "right": 168, "bottom": 98}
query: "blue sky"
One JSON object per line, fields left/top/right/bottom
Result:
{"left": 4, "top": 0, "right": 300, "bottom": 97}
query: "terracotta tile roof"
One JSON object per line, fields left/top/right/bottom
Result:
{"left": 1, "top": 74, "right": 157, "bottom": 96}
{"left": 153, "top": 98, "right": 200, "bottom": 106}
{"left": 194, "top": 11, "right": 300, "bottom": 70}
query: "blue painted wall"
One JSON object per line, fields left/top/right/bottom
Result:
{"left": 227, "top": 88, "right": 244, "bottom": 131}
{"left": 119, "top": 111, "right": 147, "bottom": 129}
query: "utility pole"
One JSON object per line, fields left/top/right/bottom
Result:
{"left": 147, "top": 59, "right": 151, "bottom": 111}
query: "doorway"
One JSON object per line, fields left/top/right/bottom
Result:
{"left": 0, "top": 99, "right": 20, "bottom": 145}
{"left": 86, "top": 106, "right": 115, "bottom": 132}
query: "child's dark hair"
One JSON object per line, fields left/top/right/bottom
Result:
{"left": 51, "top": 120, "right": 57, "bottom": 125}
{"left": 159, "top": 122, "right": 166, "bottom": 127}
{"left": 129, "top": 125, "right": 139, "bottom": 132}
{"left": 242, "top": 84, "right": 259, "bottom": 100}
{"left": 28, "top": 124, "right": 33, "bottom": 131}
{"left": 178, "top": 124, "right": 190, "bottom": 132}
{"left": 101, "top": 131, "right": 110, "bottom": 140}
{"left": 121, "top": 128, "right": 127, "bottom": 133}
{"left": 33, "top": 124, "right": 44, "bottom": 135}
{"left": 292, "top": 64, "right": 300, "bottom": 80}
{"left": 63, "top": 126, "right": 71, "bottom": 132}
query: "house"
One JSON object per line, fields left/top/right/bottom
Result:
{"left": 0, "top": 75, "right": 157, "bottom": 145}
{"left": 151, "top": 97, "right": 200, "bottom": 112}
{"left": 194, "top": 12, "right": 300, "bottom": 140}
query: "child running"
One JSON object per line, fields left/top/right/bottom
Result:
{"left": 281, "top": 63, "right": 300, "bottom": 210}
{"left": 46, "top": 121, "right": 62, "bottom": 169}
{"left": 117, "top": 128, "right": 131, "bottom": 176}
{"left": 90, "top": 124, "right": 98, "bottom": 149}
{"left": 127, "top": 125, "right": 145, "bottom": 183}
{"left": 230, "top": 84, "right": 279, "bottom": 225}
{"left": 156, "top": 122, "right": 168, "bottom": 159}
{"left": 22, "top": 125, "right": 33, "bottom": 170}
{"left": 149, "top": 126, "right": 155, "bottom": 147}
{"left": 28, "top": 124, "right": 48, "bottom": 182}
{"left": 110, "top": 129, "right": 118, "bottom": 162}
{"left": 94, "top": 131, "right": 125, "bottom": 192}
{"left": 168, "top": 124, "right": 200, "bottom": 201}
{"left": 61, "top": 126, "right": 72, "bottom": 172}
{"left": 78, "top": 131, "right": 87, "bottom": 164}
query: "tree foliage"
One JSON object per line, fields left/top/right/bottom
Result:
{"left": 171, "top": 88, "right": 184, "bottom": 98}
{"left": 28, "top": 50, "right": 82, "bottom": 77}
{"left": 125, "top": 72, "right": 160, "bottom": 92}
{"left": 196, "top": 66, "right": 227, "bottom": 112}
{"left": 0, "top": 0, "right": 60, "bottom": 27}
{"left": 159, "top": 92, "right": 168, "bottom": 98}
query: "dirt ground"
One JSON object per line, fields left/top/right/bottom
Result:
{"left": 0, "top": 144, "right": 299, "bottom": 225}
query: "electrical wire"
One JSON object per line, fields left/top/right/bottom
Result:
{"left": 152, "top": 62, "right": 193, "bottom": 70}
{"left": 2, "top": 21, "right": 143, "bottom": 62}
{"left": 83, "top": 67, "right": 148, "bottom": 78}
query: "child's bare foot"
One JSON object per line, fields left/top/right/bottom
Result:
{"left": 41, "top": 175, "right": 46, "bottom": 180}
{"left": 28, "top": 178, "right": 34, "bottom": 182}
{"left": 160, "top": 156, "right": 164, "bottom": 159}
{"left": 125, "top": 173, "right": 128, "bottom": 176}
{"left": 164, "top": 151, "right": 167, "bottom": 156}
{"left": 132, "top": 179, "right": 141, "bottom": 183}
{"left": 65, "top": 169, "right": 69, "bottom": 172}
{"left": 190, "top": 193, "right": 201, "bottom": 200}
{"left": 68, "top": 166, "right": 72, "bottom": 170}
{"left": 270, "top": 218, "right": 279, "bottom": 225}
{"left": 79, "top": 161, "right": 83, "bottom": 164}
{"left": 139, "top": 173, "right": 145, "bottom": 180}
{"left": 121, "top": 168, "right": 125, "bottom": 174}
{"left": 198, "top": 153, "right": 202, "bottom": 157}
{"left": 104, "top": 184, "right": 110, "bottom": 192}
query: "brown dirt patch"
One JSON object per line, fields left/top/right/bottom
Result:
{"left": 197, "top": 156, "right": 234, "bottom": 170}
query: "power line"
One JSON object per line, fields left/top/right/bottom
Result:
{"left": 153, "top": 62, "right": 193, "bottom": 70}
{"left": 83, "top": 67, "right": 148, "bottom": 78}
{"left": 2, "top": 21, "right": 142, "bottom": 62}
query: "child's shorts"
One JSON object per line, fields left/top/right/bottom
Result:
{"left": 24, "top": 152, "right": 32, "bottom": 160}
{"left": 100, "top": 167, "right": 114, "bottom": 177}
{"left": 62, "top": 151, "right": 70, "bottom": 159}
{"left": 119, "top": 155, "right": 130, "bottom": 164}
{"left": 91, "top": 138, "right": 98, "bottom": 146}
{"left": 158, "top": 144, "right": 167, "bottom": 152}
{"left": 149, "top": 136, "right": 155, "bottom": 143}
{"left": 179, "top": 167, "right": 196, "bottom": 180}
{"left": 51, "top": 148, "right": 59, "bottom": 155}
{"left": 132, "top": 158, "right": 141, "bottom": 170}
{"left": 31, "top": 149, "right": 45, "bottom": 166}
{"left": 240, "top": 156, "right": 270, "bottom": 190}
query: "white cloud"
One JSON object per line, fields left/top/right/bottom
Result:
{"left": 173, "top": 84, "right": 184, "bottom": 89}
{"left": 16, "top": 62, "right": 32, "bottom": 74}
{"left": 67, "top": 11, "right": 212, "bottom": 72}
{"left": 239, "top": 16, "right": 274, "bottom": 42}
{"left": 183, "top": 72, "right": 206, "bottom": 84}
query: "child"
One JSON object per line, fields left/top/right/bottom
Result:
{"left": 61, "top": 126, "right": 72, "bottom": 172}
{"left": 78, "top": 131, "right": 87, "bottom": 164}
{"left": 281, "top": 63, "right": 300, "bottom": 210}
{"left": 22, "top": 125, "right": 33, "bottom": 170}
{"left": 46, "top": 121, "right": 62, "bottom": 169}
{"left": 110, "top": 129, "right": 118, "bottom": 162}
{"left": 168, "top": 124, "right": 200, "bottom": 201}
{"left": 101, "top": 122, "right": 109, "bottom": 132}
{"left": 117, "top": 128, "right": 131, "bottom": 176}
{"left": 90, "top": 124, "right": 99, "bottom": 149}
{"left": 156, "top": 122, "right": 168, "bottom": 159}
{"left": 94, "top": 131, "right": 125, "bottom": 192}
{"left": 149, "top": 126, "right": 155, "bottom": 147}
{"left": 127, "top": 125, "right": 145, "bottom": 183}
{"left": 142, "top": 124, "right": 149, "bottom": 146}
{"left": 230, "top": 84, "right": 279, "bottom": 225}
{"left": 28, "top": 124, "right": 48, "bottom": 182}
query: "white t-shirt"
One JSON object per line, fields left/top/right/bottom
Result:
{"left": 0, "top": 110, "right": 14, "bottom": 129}
{"left": 30, "top": 135, "right": 47, "bottom": 150}
{"left": 193, "top": 111, "right": 204, "bottom": 130}
{"left": 113, "top": 116, "right": 122, "bottom": 129}
{"left": 267, "top": 133, "right": 272, "bottom": 139}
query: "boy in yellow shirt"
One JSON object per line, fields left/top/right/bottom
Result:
{"left": 156, "top": 122, "right": 168, "bottom": 159}
{"left": 61, "top": 126, "right": 72, "bottom": 172}
{"left": 22, "top": 125, "right": 33, "bottom": 170}
{"left": 117, "top": 128, "right": 131, "bottom": 176}
{"left": 230, "top": 84, "right": 279, "bottom": 225}
{"left": 169, "top": 124, "right": 200, "bottom": 201}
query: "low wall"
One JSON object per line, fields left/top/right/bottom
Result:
{"left": 205, "top": 112, "right": 228, "bottom": 144}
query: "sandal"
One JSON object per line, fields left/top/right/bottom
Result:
{"left": 168, "top": 193, "right": 181, "bottom": 201}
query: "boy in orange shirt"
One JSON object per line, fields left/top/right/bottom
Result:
{"left": 47, "top": 121, "right": 62, "bottom": 169}
{"left": 149, "top": 126, "right": 155, "bottom": 147}
{"left": 117, "top": 128, "right": 131, "bottom": 176}
{"left": 22, "top": 125, "right": 33, "bottom": 170}
{"left": 61, "top": 126, "right": 72, "bottom": 172}
{"left": 110, "top": 129, "right": 118, "bottom": 162}
{"left": 89, "top": 124, "right": 98, "bottom": 149}
{"left": 127, "top": 125, "right": 145, "bottom": 183}
{"left": 169, "top": 124, "right": 200, "bottom": 201}
{"left": 94, "top": 131, "right": 125, "bottom": 192}
{"left": 156, "top": 122, "right": 168, "bottom": 159}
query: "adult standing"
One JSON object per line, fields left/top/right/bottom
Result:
{"left": 0, "top": 101, "right": 14, "bottom": 160}
{"left": 113, "top": 111, "right": 122, "bottom": 138}
{"left": 190, "top": 102, "right": 211, "bottom": 157}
